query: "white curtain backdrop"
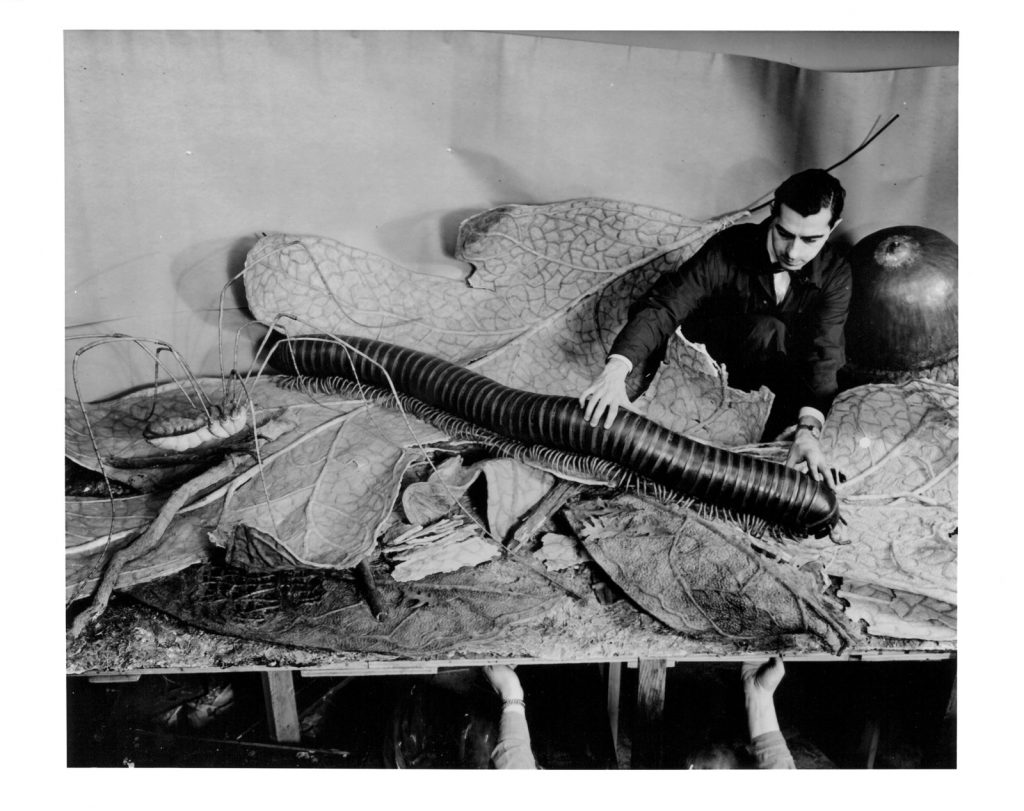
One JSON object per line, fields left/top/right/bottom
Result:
{"left": 65, "top": 30, "right": 957, "bottom": 400}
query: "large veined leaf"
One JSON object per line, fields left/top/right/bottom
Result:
{"left": 826, "top": 380, "right": 957, "bottom": 503}
{"left": 218, "top": 406, "right": 447, "bottom": 569}
{"left": 566, "top": 495, "right": 855, "bottom": 651}
{"left": 65, "top": 376, "right": 364, "bottom": 489}
{"left": 129, "top": 558, "right": 571, "bottom": 657}
{"left": 66, "top": 492, "right": 165, "bottom": 549}
{"left": 801, "top": 380, "right": 958, "bottom": 604}
{"left": 244, "top": 200, "right": 742, "bottom": 362}
{"left": 815, "top": 503, "right": 956, "bottom": 605}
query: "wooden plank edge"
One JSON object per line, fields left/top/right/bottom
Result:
{"left": 299, "top": 655, "right": 640, "bottom": 677}
{"left": 69, "top": 650, "right": 954, "bottom": 680}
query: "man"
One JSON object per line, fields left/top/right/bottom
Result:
{"left": 579, "top": 169, "right": 850, "bottom": 487}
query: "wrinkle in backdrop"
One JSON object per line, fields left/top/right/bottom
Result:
{"left": 65, "top": 30, "right": 957, "bottom": 400}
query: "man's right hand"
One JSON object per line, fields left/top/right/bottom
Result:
{"left": 579, "top": 357, "right": 632, "bottom": 429}
{"left": 741, "top": 657, "right": 785, "bottom": 698}
{"left": 741, "top": 657, "right": 786, "bottom": 740}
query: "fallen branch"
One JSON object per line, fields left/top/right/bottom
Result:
{"left": 70, "top": 453, "right": 248, "bottom": 637}
{"left": 509, "top": 479, "right": 583, "bottom": 552}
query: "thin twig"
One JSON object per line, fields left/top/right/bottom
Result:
{"left": 748, "top": 114, "right": 900, "bottom": 214}
{"left": 823, "top": 114, "right": 901, "bottom": 173}
{"left": 844, "top": 492, "right": 941, "bottom": 507}
{"left": 129, "top": 727, "right": 351, "bottom": 758}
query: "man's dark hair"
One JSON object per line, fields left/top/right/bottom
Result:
{"left": 772, "top": 169, "right": 846, "bottom": 226}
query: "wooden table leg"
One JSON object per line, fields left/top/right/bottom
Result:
{"left": 632, "top": 658, "right": 667, "bottom": 769}
{"left": 937, "top": 670, "right": 957, "bottom": 767}
{"left": 261, "top": 670, "right": 300, "bottom": 743}
{"left": 606, "top": 662, "right": 623, "bottom": 766}
{"left": 860, "top": 713, "right": 881, "bottom": 769}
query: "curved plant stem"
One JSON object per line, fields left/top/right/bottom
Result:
{"left": 70, "top": 453, "right": 247, "bottom": 637}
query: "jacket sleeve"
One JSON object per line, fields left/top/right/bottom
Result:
{"left": 750, "top": 730, "right": 797, "bottom": 769}
{"left": 491, "top": 708, "right": 537, "bottom": 769}
{"left": 608, "top": 237, "right": 729, "bottom": 367}
{"left": 799, "top": 258, "right": 852, "bottom": 415}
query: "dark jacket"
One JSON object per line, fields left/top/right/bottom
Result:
{"left": 609, "top": 220, "right": 852, "bottom": 414}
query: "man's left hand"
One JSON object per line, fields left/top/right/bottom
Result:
{"left": 787, "top": 432, "right": 836, "bottom": 489}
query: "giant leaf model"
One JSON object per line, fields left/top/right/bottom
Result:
{"left": 216, "top": 406, "right": 447, "bottom": 569}
{"left": 244, "top": 200, "right": 745, "bottom": 365}
{"left": 567, "top": 495, "right": 856, "bottom": 651}
{"left": 803, "top": 380, "right": 958, "bottom": 605}
{"left": 129, "top": 557, "right": 570, "bottom": 657}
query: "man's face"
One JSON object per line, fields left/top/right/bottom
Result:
{"left": 770, "top": 203, "right": 840, "bottom": 272}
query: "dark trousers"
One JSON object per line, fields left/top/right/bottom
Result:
{"left": 723, "top": 316, "right": 804, "bottom": 441}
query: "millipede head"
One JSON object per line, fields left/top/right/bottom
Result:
{"left": 797, "top": 485, "right": 841, "bottom": 539}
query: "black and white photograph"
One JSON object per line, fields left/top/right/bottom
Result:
{"left": 10, "top": 2, "right": 994, "bottom": 794}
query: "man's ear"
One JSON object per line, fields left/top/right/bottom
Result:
{"left": 829, "top": 218, "right": 843, "bottom": 234}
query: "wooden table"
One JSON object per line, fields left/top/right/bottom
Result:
{"left": 68, "top": 599, "right": 955, "bottom": 767}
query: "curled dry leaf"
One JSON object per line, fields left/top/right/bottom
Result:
{"left": 838, "top": 580, "right": 956, "bottom": 641}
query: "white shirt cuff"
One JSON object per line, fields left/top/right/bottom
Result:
{"left": 798, "top": 406, "right": 825, "bottom": 427}
{"left": 607, "top": 354, "right": 633, "bottom": 372}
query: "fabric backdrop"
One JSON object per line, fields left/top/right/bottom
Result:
{"left": 65, "top": 30, "right": 957, "bottom": 401}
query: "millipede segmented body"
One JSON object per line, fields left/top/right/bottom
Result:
{"left": 268, "top": 335, "right": 840, "bottom": 537}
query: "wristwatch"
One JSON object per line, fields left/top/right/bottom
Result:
{"left": 796, "top": 421, "right": 822, "bottom": 440}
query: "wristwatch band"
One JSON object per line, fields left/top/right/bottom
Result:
{"left": 796, "top": 421, "right": 822, "bottom": 440}
{"left": 502, "top": 698, "right": 526, "bottom": 710}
